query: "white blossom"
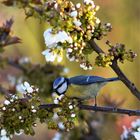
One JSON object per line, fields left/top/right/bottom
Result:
{"left": 21, "top": 81, "right": 34, "bottom": 93}
{"left": 76, "top": 3, "right": 81, "bottom": 9}
{"left": 71, "top": 113, "right": 76, "bottom": 118}
{"left": 54, "top": 3, "right": 58, "bottom": 9}
{"left": 44, "top": 28, "right": 72, "bottom": 48}
{"left": 17, "top": 81, "right": 33, "bottom": 94}
{"left": 67, "top": 37, "right": 73, "bottom": 44}
{"left": 80, "top": 63, "right": 92, "bottom": 70}
{"left": 52, "top": 92, "right": 59, "bottom": 98}
{"left": 73, "top": 19, "right": 82, "bottom": 27}
{"left": 11, "top": 95, "right": 18, "bottom": 100}
{"left": 121, "top": 119, "right": 140, "bottom": 140}
{"left": 53, "top": 113, "right": 59, "bottom": 120}
{"left": 54, "top": 99, "right": 59, "bottom": 104}
{"left": 95, "top": 5, "right": 100, "bottom": 11}
{"left": 1, "top": 129, "right": 7, "bottom": 136}
{"left": 42, "top": 49, "right": 56, "bottom": 62}
{"left": 67, "top": 48, "right": 73, "bottom": 53}
{"left": 0, "top": 129, "right": 10, "bottom": 140}
{"left": 16, "top": 84, "right": 26, "bottom": 94}
{"left": 31, "top": 109, "right": 37, "bottom": 113}
{"left": 12, "top": 108, "right": 15, "bottom": 112}
{"left": 52, "top": 132, "right": 62, "bottom": 140}
{"left": 69, "top": 56, "right": 75, "bottom": 62}
{"left": 66, "top": 54, "right": 75, "bottom": 62}
{"left": 33, "top": 123, "right": 37, "bottom": 127}
{"left": 2, "top": 107, "right": 6, "bottom": 111}
{"left": 0, "top": 136, "right": 10, "bottom": 140}
{"left": 96, "top": 18, "right": 100, "bottom": 24}
{"left": 44, "top": 28, "right": 56, "bottom": 47}
{"left": 4, "top": 100, "right": 10, "bottom": 105}
{"left": 58, "top": 122, "right": 65, "bottom": 130}
{"left": 10, "top": 99, "right": 14, "bottom": 102}
{"left": 88, "top": 66, "right": 93, "bottom": 70}
{"left": 57, "top": 55, "right": 63, "bottom": 62}
{"left": 19, "top": 116, "right": 22, "bottom": 120}
{"left": 58, "top": 94, "right": 65, "bottom": 100}
{"left": 56, "top": 31, "right": 71, "bottom": 43}
{"left": 31, "top": 105, "right": 35, "bottom": 109}
{"left": 131, "top": 119, "right": 140, "bottom": 128}
{"left": 42, "top": 49, "right": 63, "bottom": 62}
{"left": 80, "top": 63, "right": 87, "bottom": 70}
{"left": 133, "top": 133, "right": 140, "bottom": 140}
{"left": 106, "top": 23, "right": 111, "bottom": 27}
{"left": 120, "top": 126, "right": 129, "bottom": 140}
{"left": 84, "top": 0, "right": 95, "bottom": 7}
{"left": 70, "top": 11, "right": 78, "bottom": 17}
{"left": 69, "top": 105, "right": 74, "bottom": 110}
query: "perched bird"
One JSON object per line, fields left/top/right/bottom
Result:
{"left": 53, "top": 75, "right": 119, "bottom": 105}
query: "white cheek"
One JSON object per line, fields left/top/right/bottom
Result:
{"left": 53, "top": 77, "right": 64, "bottom": 89}
{"left": 57, "top": 82, "right": 68, "bottom": 94}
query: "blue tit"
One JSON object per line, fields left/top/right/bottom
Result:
{"left": 53, "top": 75, "right": 119, "bottom": 100}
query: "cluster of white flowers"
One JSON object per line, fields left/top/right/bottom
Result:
{"left": 20, "top": 81, "right": 34, "bottom": 93}
{"left": 53, "top": 93, "right": 76, "bottom": 118}
{"left": 41, "top": 0, "right": 101, "bottom": 70}
{"left": 2, "top": 81, "right": 38, "bottom": 113}
{"left": 44, "top": 28, "right": 72, "bottom": 47}
{"left": 42, "top": 28, "right": 73, "bottom": 62}
{"left": 16, "top": 81, "right": 38, "bottom": 95}
{"left": 121, "top": 119, "right": 140, "bottom": 140}
{"left": 2, "top": 94, "right": 18, "bottom": 111}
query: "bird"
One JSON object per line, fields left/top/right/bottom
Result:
{"left": 53, "top": 75, "right": 120, "bottom": 105}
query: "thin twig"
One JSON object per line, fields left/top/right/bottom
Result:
{"left": 39, "top": 104, "right": 140, "bottom": 116}
{"left": 89, "top": 39, "right": 140, "bottom": 100}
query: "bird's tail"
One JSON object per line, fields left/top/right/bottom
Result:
{"left": 106, "top": 77, "right": 119, "bottom": 82}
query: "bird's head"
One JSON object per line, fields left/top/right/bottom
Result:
{"left": 53, "top": 77, "right": 69, "bottom": 95}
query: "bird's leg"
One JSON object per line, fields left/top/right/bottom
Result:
{"left": 94, "top": 95, "right": 97, "bottom": 107}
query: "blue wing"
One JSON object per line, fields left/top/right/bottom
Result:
{"left": 68, "top": 75, "right": 119, "bottom": 85}
{"left": 69, "top": 75, "right": 106, "bottom": 85}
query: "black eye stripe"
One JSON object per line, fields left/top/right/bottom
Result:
{"left": 55, "top": 80, "right": 67, "bottom": 90}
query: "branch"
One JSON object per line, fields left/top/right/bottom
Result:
{"left": 39, "top": 104, "right": 140, "bottom": 116}
{"left": 0, "top": 56, "right": 26, "bottom": 72}
{"left": 89, "top": 39, "right": 140, "bottom": 100}
{"left": 7, "top": 58, "right": 27, "bottom": 72}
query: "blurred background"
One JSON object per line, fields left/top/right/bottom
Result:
{"left": 0, "top": 0, "right": 140, "bottom": 139}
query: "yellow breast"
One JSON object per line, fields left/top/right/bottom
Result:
{"left": 66, "top": 83, "right": 106, "bottom": 100}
